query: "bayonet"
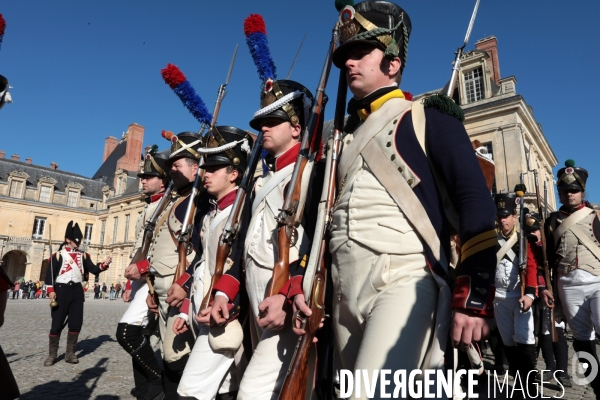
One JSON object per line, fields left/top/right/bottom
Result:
{"left": 286, "top": 34, "right": 306, "bottom": 79}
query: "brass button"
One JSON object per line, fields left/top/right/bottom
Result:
{"left": 388, "top": 130, "right": 393, "bottom": 135}
{"left": 398, "top": 167, "right": 403, "bottom": 173}
{"left": 386, "top": 142, "right": 392, "bottom": 147}
{"left": 393, "top": 119, "right": 398, "bottom": 124}
{"left": 407, "top": 178, "right": 414, "bottom": 185}
{"left": 346, "top": 140, "right": 351, "bottom": 145}
{"left": 391, "top": 155, "right": 396, "bottom": 161}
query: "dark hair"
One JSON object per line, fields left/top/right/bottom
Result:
{"left": 226, "top": 165, "right": 243, "bottom": 186}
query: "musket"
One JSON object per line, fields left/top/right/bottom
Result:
{"left": 265, "top": 23, "right": 336, "bottom": 299}
{"left": 48, "top": 225, "right": 58, "bottom": 308}
{"left": 543, "top": 181, "right": 548, "bottom": 219}
{"left": 515, "top": 180, "right": 528, "bottom": 306}
{"left": 277, "top": 23, "right": 343, "bottom": 400}
{"left": 286, "top": 34, "right": 306, "bottom": 79}
{"left": 534, "top": 170, "right": 558, "bottom": 342}
{"left": 173, "top": 46, "right": 238, "bottom": 283}
{"left": 445, "top": 0, "right": 481, "bottom": 97}
{"left": 199, "top": 132, "right": 264, "bottom": 312}
{"left": 130, "top": 182, "right": 174, "bottom": 300}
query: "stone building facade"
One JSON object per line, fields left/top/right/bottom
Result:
{"left": 0, "top": 123, "right": 151, "bottom": 284}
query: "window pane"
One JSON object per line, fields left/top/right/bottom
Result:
{"left": 464, "top": 67, "right": 484, "bottom": 103}
{"left": 32, "top": 217, "right": 46, "bottom": 238}
{"left": 9, "top": 180, "right": 23, "bottom": 198}
{"left": 67, "top": 191, "right": 78, "bottom": 207}
{"left": 113, "top": 217, "right": 119, "bottom": 244}
{"left": 39, "top": 186, "right": 52, "bottom": 203}
{"left": 85, "top": 223, "right": 93, "bottom": 243}
{"left": 100, "top": 220, "right": 106, "bottom": 245}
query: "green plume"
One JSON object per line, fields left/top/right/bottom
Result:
{"left": 335, "top": 0, "right": 354, "bottom": 12}
{"left": 565, "top": 159, "right": 575, "bottom": 167}
{"left": 149, "top": 144, "right": 158, "bottom": 156}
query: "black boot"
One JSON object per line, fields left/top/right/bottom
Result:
{"left": 65, "top": 332, "right": 80, "bottom": 363}
{"left": 116, "top": 323, "right": 163, "bottom": 400}
{"left": 573, "top": 339, "right": 600, "bottom": 397}
{"left": 516, "top": 343, "right": 538, "bottom": 398}
{"left": 538, "top": 334, "right": 556, "bottom": 373}
{"left": 163, "top": 356, "right": 188, "bottom": 400}
{"left": 489, "top": 328, "right": 508, "bottom": 372}
{"left": 44, "top": 334, "right": 60, "bottom": 366}
{"left": 552, "top": 327, "right": 572, "bottom": 387}
{"left": 504, "top": 345, "right": 519, "bottom": 377}
{"left": 216, "top": 391, "right": 238, "bottom": 400}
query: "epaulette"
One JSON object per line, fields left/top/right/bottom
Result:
{"left": 423, "top": 94, "right": 465, "bottom": 122}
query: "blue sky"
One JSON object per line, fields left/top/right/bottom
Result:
{"left": 1, "top": 1, "right": 599, "bottom": 203}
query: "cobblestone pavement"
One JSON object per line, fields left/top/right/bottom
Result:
{"left": 2, "top": 296, "right": 600, "bottom": 399}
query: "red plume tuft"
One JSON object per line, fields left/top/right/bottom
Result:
{"left": 0, "top": 14, "right": 6, "bottom": 39}
{"left": 161, "top": 130, "right": 174, "bottom": 141}
{"left": 403, "top": 91, "right": 413, "bottom": 101}
{"left": 161, "top": 64, "right": 186, "bottom": 89}
{"left": 244, "top": 14, "right": 267, "bottom": 36}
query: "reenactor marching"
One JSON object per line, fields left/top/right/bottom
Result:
{"left": 492, "top": 193, "right": 538, "bottom": 386}
{"left": 118, "top": 147, "right": 171, "bottom": 400}
{"left": 44, "top": 221, "right": 111, "bottom": 366}
{"left": 542, "top": 160, "right": 600, "bottom": 396}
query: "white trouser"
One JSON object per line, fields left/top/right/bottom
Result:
{"left": 493, "top": 290, "right": 535, "bottom": 346}
{"left": 237, "top": 259, "right": 300, "bottom": 400}
{"left": 119, "top": 279, "right": 150, "bottom": 326}
{"left": 331, "top": 240, "right": 438, "bottom": 399}
{"left": 178, "top": 326, "right": 238, "bottom": 399}
{"left": 538, "top": 302, "right": 565, "bottom": 335}
{"left": 558, "top": 269, "right": 600, "bottom": 341}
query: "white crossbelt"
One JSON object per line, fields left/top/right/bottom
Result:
{"left": 251, "top": 163, "right": 295, "bottom": 215}
{"left": 497, "top": 231, "right": 518, "bottom": 265}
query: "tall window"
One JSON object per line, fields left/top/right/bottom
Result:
{"left": 67, "top": 191, "right": 79, "bottom": 207}
{"left": 124, "top": 214, "right": 131, "bottom": 242}
{"left": 39, "top": 186, "right": 52, "bottom": 203}
{"left": 84, "top": 224, "right": 93, "bottom": 244}
{"left": 9, "top": 180, "right": 24, "bottom": 198}
{"left": 464, "top": 67, "right": 484, "bottom": 103}
{"left": 112, "top": 217, "right": 119, "bottom": 244}
{"left": 32, "top": 217, "right": 47, "bottom": 239}
{"left": 99, "top": 220, "right": 106, "bottom": 245}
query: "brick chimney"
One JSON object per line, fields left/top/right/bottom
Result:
{"left": 0, "top": 150, "right": 5, "bottom": 158}
{"left": 475, "top": 36, "right": 501, "bottom": 85}
{"left": 26, "top": 157, "right": 32, "bottom": 164}
{"left": 103, "top": 136, "right": 119, "bottom": 163}
{"left": 50, "top": 162, "right": 59, "bottom": 170}
{"left": 116, "top": 123, "right": 144, "bottom": 172}
{"left": 11, "top": 154, "right": 19, "bottom": 161}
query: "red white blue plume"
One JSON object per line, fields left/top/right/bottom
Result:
{"left": 0, "top": 14, "right": 5, "bottom": 48}
{"left": 244, "top": 14, "right": 277, "bottom": 83}
{"left": 161, "top": 63, "right": 213, "bottom": 126}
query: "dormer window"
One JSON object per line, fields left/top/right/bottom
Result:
{"left": 464, "top": 67, "right": 484, "bottom": 103}
{"left": 9, "top": 179, "right": 24, "bottom": 198}
{"left": 67, "top": 190, "right": 79, "bottom": 207}
{"left": 39, "top": 185, "right": 52, "bottom": 203}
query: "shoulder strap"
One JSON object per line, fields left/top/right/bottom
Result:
{"left": 570, "top": 224, "right": 600, "bottom": 263}
{"left": 251, "top": 163, "right": 294, "bottom": 215}
{"left": 360, "top": 138, "right": 447, "bottom": 269}
{"left": 496, "top": 231, "right": 518, "bottom": 265}
{"left": 412, "top": 101, "right": 460, "bottom": 232}
{"left": 553, "top": 207, "right": 593, "bottom": 246}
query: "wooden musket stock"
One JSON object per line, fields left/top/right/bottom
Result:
{"left": 278, "top": 26, "right": 345, "bottom": 400}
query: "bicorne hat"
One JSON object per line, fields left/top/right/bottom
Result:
{"left": 64, "top": 221, "right": 83, "bottom": 246}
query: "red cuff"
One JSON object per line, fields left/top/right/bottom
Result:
{"left": 100, "top": 263, "right": 108, "bottom": 271}
{"left": 47, "top": 286, "right": 55, "bottom": 294}
{"left": 176, "top": 273, "right": 192, "bottom": 292}
{"left": 451, "top": 276, "right": 495, "bottom": 318}
{"left": 213, "top": 274, "right": 240, "bottom": 301}
{"left": 125, "top": 280, "right": 132, "bottom": 291}
{"left": 180, "top": 298, "right": 190, "bottom": 315}
{"left": 136, "top": 259, "right": 150, "bottom": 275}
{"left": 279, "top": 275, "right": 303, "bottom": 299}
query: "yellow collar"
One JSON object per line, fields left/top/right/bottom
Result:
{"left": 357, "top": 89, "right": 406, "bottom": 121}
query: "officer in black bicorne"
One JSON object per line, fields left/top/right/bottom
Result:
{"left": 44, "top": 221, "right": 112, "bottom": 366}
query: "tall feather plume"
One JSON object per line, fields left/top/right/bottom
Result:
{"left": 161, "top": 63, "right": 213, "bottom": 126}
{"left": 244, "top": 14, "right": 277, "bottom": 82}
{"left": 0, "top": 14, "right": 6, "bottom": 48}
{"left": 161, "top": 130, "right": 175, "bottom": 142}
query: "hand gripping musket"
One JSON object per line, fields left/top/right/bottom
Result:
{"left": 129, "top": 182, "right": 175, "bottom": 301}
{"left": 534, "top": 170, "right": 558, "bottom": 342}
{"left": 445, "top": 0, "right": 481, "bottom": 97}
{"left": 48, "top": 225, "right": 58, "bottom": 308}
{"left": 199, "top": 133, "right": 264, "bottom": 312}
{"left": 265, "top": 27, "right": 336, "bottom": 299}
{"left": 173, "top": 46, "right": 238, "bottom": 284}
{"left": 277, "top": 24, "right": 343, "bottom": 400}
{"left": 515, "top": 181, "right": 528, "bottom": 307}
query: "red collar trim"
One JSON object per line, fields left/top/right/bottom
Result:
{"left": 150, "top": 192, "right": 165, "bottom": 203}
{"left": 64, "top": 246, "right": 79, "bottom": 253}
{"left": 560, "top": 203, "right": 586, "bottom": 216}
{"left": 217, "top": 188, "right": 238, "bottom": 210}
{"left": 275, "top": 143, "right": 300, "bottom": 172}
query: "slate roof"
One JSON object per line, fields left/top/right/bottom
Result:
{"left": 0, "top": 158, "right": 106, "bottom": 199}
{"left": 91, "top": 141, "right": 127, "bottom": 188}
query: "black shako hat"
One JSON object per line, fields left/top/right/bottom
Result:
{"left": 200, "top": 126, "right": 253, "bottom": 172}
{"left": 249, "top": 79, "right": 314, "bottom": 131}
{"left": 138, "top": 147, "right": 170, "bottom": 179}
{"left": 168, "top": 132, "right": 203, "bottom": 163}
{"left": 333, "top": 1, "right": 412, "bottom": 71}
{"left": 494, "top": 193, "right": 517, "bottom": 217}
{"left": 557, "top": 159, "right": 588, "bottom": 192}
{"left": 525, "top": 211, "right": 541, "bottom": 233}
{"left": 65, "top": 221, "right": 83, "bottom": 246}
{"left": 0, "top": 74, "right": 12, "bottom": 110}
